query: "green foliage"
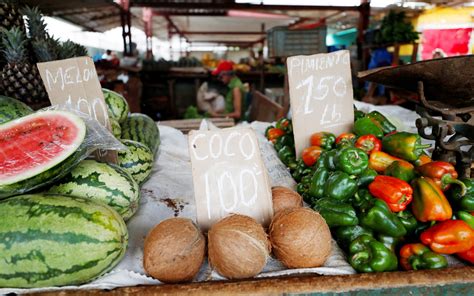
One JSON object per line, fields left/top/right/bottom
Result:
{"left": 376, "top": 10, "right": 419, "bottom": 44}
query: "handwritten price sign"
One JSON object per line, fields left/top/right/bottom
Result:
{"left": 37, "top": 57, "right": 117, "bottom": 163}
{"left": 287, "top": 50, "right": 354, "bottom": 157}
{"left": 188, "top": 128, "right": 273, "bottom": 230}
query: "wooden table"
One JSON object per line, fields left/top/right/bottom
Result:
{"left": 31, "top": 266, "right": 474, "bottom": 295}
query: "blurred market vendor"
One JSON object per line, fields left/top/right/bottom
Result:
{"left": 210, "top": 60, "right": 247, "bottom": 120}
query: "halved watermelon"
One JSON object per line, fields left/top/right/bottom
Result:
{"left": 0, "top": 111, "right": 86, "bottom": 198}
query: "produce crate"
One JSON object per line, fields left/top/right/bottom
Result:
{"left": 267, "top": 26, "right": 327, "bottom": 57}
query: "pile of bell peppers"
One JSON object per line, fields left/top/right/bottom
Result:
{"left": 266, "top": 108, "right": 474, "bottom": 273}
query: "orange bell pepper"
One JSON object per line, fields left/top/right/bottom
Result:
{"left": 368, "top": 151, "right": 402, "bottom": 173}
{"left": 369, "top": 176, "right": 413, "bottom": 212}
{"left": 411, "top": 177, "right": 452, "bottom": 222}
{"left": 399, "top": 243, "right": 448, "bottom": 270}
{"left": 414, "top": 154, "right": 432, "bottom": 167}
{"left": 420, "top": 220, "right": 474, "bottom": 254}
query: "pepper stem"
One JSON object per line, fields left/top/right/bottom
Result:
{"left": 415, "top": 144, "right": 432, "bottom": 150}
{"left": 441, "top": 174, "right": 467, "bottom": 196}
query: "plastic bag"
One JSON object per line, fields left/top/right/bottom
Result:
{"left": 0, "top": 105, "right": 125, "bottom": 198}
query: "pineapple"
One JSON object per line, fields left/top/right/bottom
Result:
{"left": 1, "top": 27, "right": 48, "bottom": 106}
{"left": 0, "top": 0, "right": 25, "bottom": 33}
{"left": 59, "top": 40, "right": 89, "bottom": 59}
{"left": 22, "top": 6, "right": 58, "bottom": 62}
{"left": 0, "top": 0, "right": 26, "bottom": 70}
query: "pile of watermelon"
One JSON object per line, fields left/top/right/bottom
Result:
{"left": 0, "top": 90, "right": 160, "bottom": 288}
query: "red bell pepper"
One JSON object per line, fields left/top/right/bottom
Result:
{"left": 335, "top": 132, "right": 356, "bottom": 147}
{"left": 368, "top": 175, "right": 413, "bottom": 212}
{"left": 411, "top": 177, "right": 453, "bottom": 222}
{"left": 420, "top": 220, "right": 474, "bottom": 254}
{"left": 368, "top": 151, "right": 402, "bottom": 173}
{"left": 301, "top": 146, "right": 323, "bottom": 167}
{"left": 355, "top": 134, "right": 382, "bottom": 154}
{"left": 267, "top": 128, "right": 285, "bottom": 144}
{"left": 457, "top": 245, "right": 474, "bottom": 264}
{"left": 417, "top": 161, "right": 467, "bottom": 194}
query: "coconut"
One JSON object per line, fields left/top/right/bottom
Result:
{"left": 269, "top": 207, "right": 331, "bottom": 268}
{"left": 208, "top": 214, "right": 270, "bottom": 279}
{"left": 143, "top": 218, "right": 205, "bottom": 283}
{"left": 272, "top": 186, "right": 303, "bottom": 214}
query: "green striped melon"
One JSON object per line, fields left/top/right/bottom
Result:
{"left": 0, "top": 111, "right": 87, "bottom": 199}
{"left": 0, "top": 194, "right": 128, "bottom": 288}
{"left": 118, "top": 140, "right": 154, "bottom": 185}
{"left": 109, "top": 117, "right": 121, "bottom": 139}
{"left": 0, "top": 95, "right": 33, "bottom": 124}
{"left": 121, "top": 113, "right": 160, "bottom": 156}
{"left": 47, "top": 159, "right": 140, "bottom": 221}
{"left": 102, "top": 89, "right": 129, "bottom": 124}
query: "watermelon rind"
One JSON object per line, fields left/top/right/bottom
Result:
{"left": 0, "top": 111, "right": 87, "bottom": 198}
{"left": 121, "top": 113, "right": 160, "bottom": 156}
{"left": 102, "top": 89, "right": 129, "bottom": 124}
{"left": 0, "top": 95, "right": 33, "bottom": 124}
{"left": 47, "top": 159, "right": 140, "bottom": 221}
{"left": 109, "top": 117, "right": 122, "bottom": 139}
{"left": 0, "top": 194, "right": 128, "bottom": 288}
{"left": 118, "top": 139, "right": 154, "bottom": 185}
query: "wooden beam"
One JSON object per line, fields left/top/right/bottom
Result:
{"left": 130, "top": 1, "right": 360, "bottom": 11}
{"left": 181, "top": 31, "right": 265, "bottom": 35}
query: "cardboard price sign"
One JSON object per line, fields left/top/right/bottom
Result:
{"left": 37, "top": 57, "right": 117, "bottom": 162}
{"left": 287, "top": 50, "right": 354, "bottom": 157}
{"left": 188, "top": 127, "right": 273, "bottom": 231}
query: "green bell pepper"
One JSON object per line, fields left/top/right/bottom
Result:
{"left": 359, "top": 199, "right": 407, "bottom": 237}
{"left": 353, "top": 116, "right": 384, "bottom": 138}
{"left": 449, "top": 178, "right": 474, "bottom": 211}
{"left": 456, "top": 211, "right": 474, "bottom": 229}
{"left": 278, "top": 146, "right": 295, "bottom": 166}
{"left": 397, "top": 210, "right": 420, "bottom": 236}
{"left": 336, "top": 147, "right": 369, "bottom": 175}
{"left": 308, "top": 167, "right": 330, "bottom": 200}
{"left": 296, "top": 182, "right": 309, "bottom": 198}
{"left": 274, "top": 134, "right": 294, "bottom": 152}
{"left": 357, "top": 168, "right": 378, "bottom": 187}
{"left": 291, "top": 160, "right": 307, "bottom": 182}
{"left": 354, "top": 109, "right": 366, "bottom": 121}
{"left": 324, "top": 149, "right": 338, "bottom": 171}
{"left": 376, "top": 234, "right": 404, "bottom": 253}
{"left": 366, "top": 111, "right": 396, "bottom": 135}
{"left": 333, "top": 225, "right": 374, "bottom": 252}
{"left": 324, "top": 171, "right": 358, "bottom": 202}
{"left": 349, "top": 234, "right": 398, "bottom": 273}
{"left": 313, "top": 198, "right": 358, "bottom": 228}
{"left": 400, "top": 243, "right": 448, "bottom": 271}
{"left": 385, "top": 160, "right": 417, "bottom": 182}
{"left": 382, "top": 132, "right": 431, "bottom": 162}
{"left": 350, "top": 188, "right": 374, "bottom": 211}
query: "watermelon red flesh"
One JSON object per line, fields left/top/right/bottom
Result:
{"left": 0, "top": 111, "right": 86, "bottom": 185}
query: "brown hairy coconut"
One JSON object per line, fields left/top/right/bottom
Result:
{"left": 269, "top": 207, "right": 331, "bottom": 268}
{"left": 143, "top": 218, "right": 205, "bottom": 283}
{"left": 208, "top": 214, "right": 271, "bottom": 279}
{"left": 272, "top": 186, "right": 303, "bottom": 214}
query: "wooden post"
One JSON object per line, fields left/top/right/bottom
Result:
{"left": 357, "top": 0, "right": 370, "bottom": 70}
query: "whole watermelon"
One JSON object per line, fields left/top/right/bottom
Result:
{"left": 0, "top": 111, "right": 87, "bottom": 199}
{"left": 118, "top": 140, "right": 154, "bottom": 185}
{"left": 102, "top": 89, "right": 129, "bottom": 124}
{"left": 0, "top": 95, "right": 33, "bottom": 124}
{"left": 0, "top": 194, "right": 128, "bottom": 288}
{"left": 47, "top": 160, "right": 140, "bottom": 221}
{"left": 121, "top": 113, "right": 160, "bottom": 156}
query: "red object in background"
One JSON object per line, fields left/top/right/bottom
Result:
{"left": 421, "top": 28, "right": 472, "bottom": 60}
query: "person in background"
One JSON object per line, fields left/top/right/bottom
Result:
{"left": 102, "top": 49, "right": 112, "bottom": 60}
{"left": 210, "top": 60, "right": 247, "bottom": 121}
